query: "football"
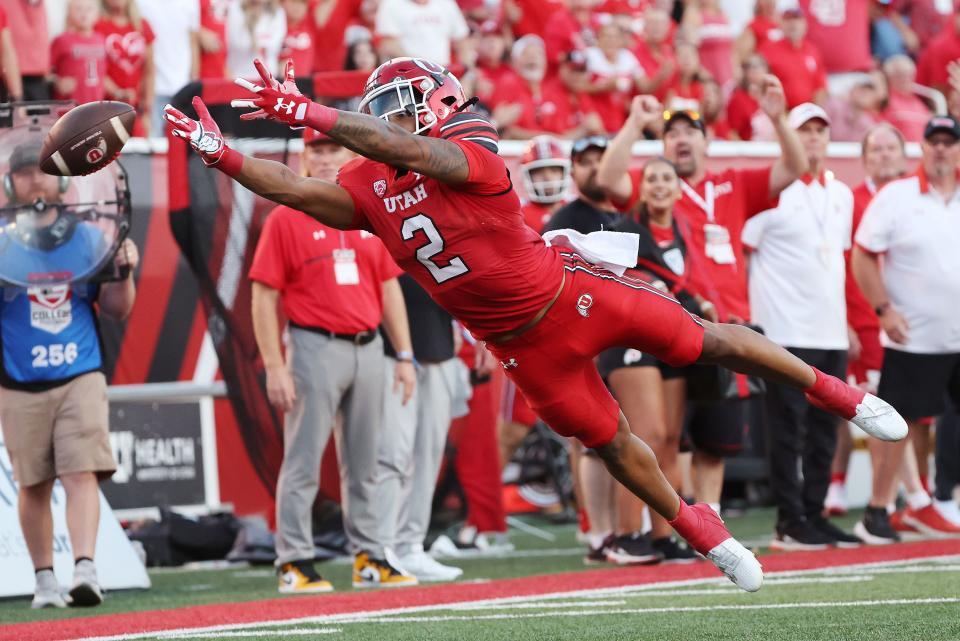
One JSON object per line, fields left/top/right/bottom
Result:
{"left": 39, "top": 101, "right": 136, "bottom": 177}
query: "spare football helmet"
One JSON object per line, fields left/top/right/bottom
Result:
{"left": 357, "top": 57, "right": 466, "bottom": 134}
{"left": 520, "top": 136, "right": 570, "bottom": 204}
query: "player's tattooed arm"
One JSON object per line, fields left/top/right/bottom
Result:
{"left": 235, "top": 155, "right": 357, "bottom": 229}
{"left": 328, "top": 111, "right": 471, "bottom": 185}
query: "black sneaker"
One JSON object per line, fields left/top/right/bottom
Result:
{"left": 810, "top": 516, "right": 861, "bottom": 548}
{"left": 651, "top": 536, "right": 699, "bottom": 563}
{"left": 605, "top": 532, "right": 663, "bottom": 565}
{"left": 770, "top": 519, "right": 834, "bottom": 551}
{"left": 584, "top": 534, "right": 616, "bottom": 565}
{"left": 854, "top": 506, "right": 901, "bottom": 545}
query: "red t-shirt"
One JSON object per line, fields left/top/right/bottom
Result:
{"left": 759, "top": 38, "right": 826, "bottom": 108}
{"left": 799, "top": 0, "right": 872, "bottom": 73}
{"left": 696, "top": 11, "right": 734, "bottom": 88}
{"left": 313, "top": 0, "right": 363, "bottom": 72}
{"left": 94, "top": 18, "right": 155, "bottom": 105}
{"left": 883, "top": 90, "right": 931, "bottom": 142}
{"left": 511, "top": 0, "right": 566, "bottom": 37}
{"left": 846, "top": 181, "right": 879, "bottom": 331}
{"left": 249, "top": 206, "right": 401, "bottom": 333}
{"left": 542, "top": 7, "right": 590, "bottom": 66}
{"left": 491, "top": 72, "right": 586, "bottom": 135}
{"left": 726, "top": 86, "right": 760, "bottom": 140}
{"left": 337, "top": 112, "right": 565, "bottom": 339}
{"left": 664, "top": 78, "right": 704, "bottom": 110}
{"left": 521, "top": 201, "right": 556, "bottom": 234}
{"left": 475, "top": 61, "right": 513, "bottom": 105}
{"left": 634, "top": 41, "right": 676, "bottom": 101}
{"left": 281, "top": 14, "right": 315, "bottom": 75}
{"left": 50, "top": 32, "right": 107, "bottom": 104}
{"left": 650, "top": 221, "right": 674, "bottom": 247}
{"left": 748, "top": 15, "right": 781, "bottom": 49}
{"left": 0, "top": 6, "right": 6, "bottom": 31}
{"left": 917, "top": 27, "right": 960, "bottom": 91}
{"left": 199, "top": 0, "right": 230, "bottom": 80}
{"left": 618, "top": 166, "right": 774, "bottom": 321}
{"left": 2, "top": 0, "right": 49, "bottom": 76}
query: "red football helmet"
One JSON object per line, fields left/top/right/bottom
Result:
{"left": 520, "top": 136, "right": 570, "bottom": 204}
{"left": 357, "top": 57, "right": 467, "bottom": 134}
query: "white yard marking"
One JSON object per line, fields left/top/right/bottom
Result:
{"left": 451, "top": 600, "right": 626, "bottom": 611}
{"left": 62, "top": 556, "right": 960, "bottom": 641}
{"left": 163, "top": 630, "right": 340, "bottom": 639}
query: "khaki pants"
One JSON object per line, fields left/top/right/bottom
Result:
{"left": 0, "top": 372, "right": 115, "bottom": 487}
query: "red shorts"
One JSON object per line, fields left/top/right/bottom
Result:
{"left": 486, "top": 254, "right": 705, "bottom": 448}
{"left": 847, "top": 326, "right": 883, "bottom": 391}
{"left": 500, "top": 379, "right": 539, "bottom": 428}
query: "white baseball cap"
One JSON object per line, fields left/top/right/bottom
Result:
{"left": 788, "top": 102, "right": 831, "bottom": 129}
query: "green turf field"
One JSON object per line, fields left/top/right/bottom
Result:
{"left": 3, "top": 509, "right": 959, "bottom": 641}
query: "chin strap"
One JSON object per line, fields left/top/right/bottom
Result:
{"left": 454, "top": 97, "right": 480, "bottom": 113}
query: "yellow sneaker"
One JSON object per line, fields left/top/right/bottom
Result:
{"left": 352, "top": 552, "right": 419, "bottom": 589}
{"left": 277, "top": 561, "right": 334, "bottom": 594}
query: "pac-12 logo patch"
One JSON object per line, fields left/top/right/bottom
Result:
{"left": 373, "top": 180, "right": 387, "bottom": 197}
{"left": 576, "top": 293, "right": 593, "bottom": 318}
{"left": 27, "top": 284, "right": 73, "bottom": 335}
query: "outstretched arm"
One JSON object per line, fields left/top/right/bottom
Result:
{"left": 760, "top": 75, "right": 808, "bottom": 198}
{"left": 164, "top": 97, "right": 356, "bottom": 229}
{"left": 597, "top": 95, "right": 661, "bottom": 204}
{"left": 232, "top": 59, "right": 477, "bottom": 186}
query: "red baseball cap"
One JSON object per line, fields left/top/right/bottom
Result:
{"left": 303, "top": 127, "right": 337, "bottom": 145}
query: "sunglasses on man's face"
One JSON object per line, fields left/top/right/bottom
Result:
{"left": 571, "top": 135, "right": 609, "bottom": 156}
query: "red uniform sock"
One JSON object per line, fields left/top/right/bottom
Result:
{"left": 668, "top": 501, "right": 731, "bottom": 555}
{"left": 830, "top": 472, "right": 846, "bottom": 485}
{"left": 920, "top": 475, "right": 931, "bottom": 495}
{"left": 805, "top": 367, "right": 865, "bottom": 421}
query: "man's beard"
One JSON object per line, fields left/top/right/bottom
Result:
{"left": 579, "top": 183, "right": 607, "bottom": 202}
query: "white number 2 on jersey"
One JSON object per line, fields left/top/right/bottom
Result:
{"left": 401, "top": 214, "right": 469, "bottom": 284}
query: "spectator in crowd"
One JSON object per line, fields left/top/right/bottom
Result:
{"left": 798, "top": 0, "right": 872, "bottom": 81}
{"left": 138, "top": 0, "right": 199, "bottom": 136}
{"left": 823, "top": 123, "right": 941, "bottom": 541}
{"left": 543, "top": 135, "right": 620, "bottom": 235}
{"left": 474, "top": 19, "right": 511, "bottom": 107}
{"left": 226, "top": 0, "right": 286, "bottom": 79}
{"left": 542, "top": 0, "right": 597, "bottom": 68}
{"left": 96, "top": 0, "right": 155, "bottom": 136}
{"left": 663, "top": 42, "right": 706, "bottom": 113}
{"left": 870, "top": 0, "right": 919, "bottom": 61}
{"left": 734, "top": 0, "right": 781, "bottom": 63}
{"left": 491, "top": 35, "right": 604, "bottom": 139}
{"left": 892, "top": 0, "right": 952, "bottom": 45}
{"left": 741, "top": 103, "right": 859, "bottom": 549}
{"left": 0, "top": 140, "right": 139, "bottom": 609}
{"left": 882, "top": 54, "right": 932, "bottom": 143}
{"left": 599, "top": 151, "right": 714, "bottom": 564}
{"left": 582, "top": 20, "right": 645, "bottom": 133}
{"left": 726, "top": 54, "right": 774, "bottom": 141}
{"left": 632, "top": 6, "right": 676, "bottom": 101}
{"left": 331, "top": 28, "right": 377, "bottom": 112}
{"left": 50, "top": 0, "right": 106, "bottom": 105}
{"left": 198, "top": 0, "right": 229, "bottom": 80}
{"left": 681, "top": 0, "right": 734, "bottom": 89}
{"left": 506, "top": 0, "right": 565, "bottom": 38}
{"left": 0, "top": 5, "right": 21, "bottom": 102}
{"left": 700, "top": 78, "right": 730, "bottom": 139}
{"left": 310, "top": 0, "right": 374, "bottom": 73}
{"left": 824, "top": 73, "right": 885, "bottom": 143}
{"left": 598, "top": 78, "right": 805, "bottom": 518}
{"left": 916, "top": 12, "right": 960, "bottom": 94}
{"left": 375, "top": 0, "right": 471, "bottom": 66}
{"left": 853, "top": 114, "right": 960, "bottom": 538}
{"left": 759, "top": 7, "right": 826, "bottom": 108}
{"left": 378, "top": 275, "right": 465, "bottom": 582}
{"left": 280, "top": 0, "right": 315, "bottom": 76}
{"left": 1, "top": 0, "right": 49, "bottom": 101}
{"left": 250, "top": 129, "right": 417, "bottom": 593}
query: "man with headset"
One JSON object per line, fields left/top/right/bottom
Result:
{"left": 0, "top": 139, "right": 138, "bottom": 609}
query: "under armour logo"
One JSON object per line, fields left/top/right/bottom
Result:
{"left": 576, "top": 293, "right": 594, "bottom": 318}
{"left": 500, "top": 358, "right": 518, "bottom": 370}
{"left": 274, "top": 98, "right": 295, "bottom": 115}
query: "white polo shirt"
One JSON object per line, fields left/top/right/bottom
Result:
{"left": 855, "top": 170, "right": 960, "bottom": 354}
{"left": 742, "top": 174, "right": 853, "bottom": 349}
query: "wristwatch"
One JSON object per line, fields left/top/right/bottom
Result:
{"left": 396, "top": 350, "right": 414, "bottom": 362}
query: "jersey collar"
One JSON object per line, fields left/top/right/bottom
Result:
{"left": 800, "top": 172, "right": 826, "bottom": 186}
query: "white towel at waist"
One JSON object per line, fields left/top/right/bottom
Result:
{"left": 542, "top": 229, "right": 639, "bottom": 277}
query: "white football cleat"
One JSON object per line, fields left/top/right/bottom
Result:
{"left": 851, "top": 394, "right": 908, "bottom": 442}
{"left": 706, "top": 538, "right": 764, "bottom": 593}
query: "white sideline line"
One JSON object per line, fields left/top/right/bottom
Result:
{"left": 165, "top": 630, "right": 341, "bottom": 639}
{"left": 334, "top": 597, "right": 960, "bottom": 624}
{"left": 451, "top": 600, "right": 626, "bottom": 611}
{"left": 60, "top": 556, "right": 960, "bottom": 641}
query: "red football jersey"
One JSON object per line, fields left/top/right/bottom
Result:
{"left": 521, "top": 201, "right": 555, "bottom": 234}
{"left": 50, "top": 32, "right": 107, "bottom": 104}
{"left": 337, "top": 113, "right": 564, "bottom": 340}
{"left": 94, "top": 18, "right": 155, "bottom": 105}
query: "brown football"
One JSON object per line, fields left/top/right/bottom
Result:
{"left": 40, "top": 101, "right": 136, "bottom": 177}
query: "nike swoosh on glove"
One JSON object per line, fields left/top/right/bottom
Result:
{"left": 231, "top": 58, "right": 336, "bottom": 131}
{"left": 164, "top": 96, "right": 228, "bottom": 165}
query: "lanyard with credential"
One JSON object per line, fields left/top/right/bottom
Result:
{"left": 681, "top": 180, "right": 715, "bottom": 222}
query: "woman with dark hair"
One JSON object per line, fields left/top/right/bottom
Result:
{"left": 597, "top": 157, "right": 717, "bottom": 562}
